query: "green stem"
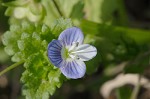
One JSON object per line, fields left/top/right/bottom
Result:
{"left": 0, "top": 60, "right": 24, "bottom": 76}
{"left": 52, "top": 0, "right": 64, "bottom": 17}
{"left": 81, "top": 19, "right": 150, "bottom": 44}
{"left": 116, "top": 89, "right": 122, "bottom": 99}
{"left": 130, "top": 75, "right": 141, "bottom": 99}
{"left": 117, "top": 0, "right": 128, "bottom": 26}
{"left": 0, "top": 34, "right": 2, "bottom": 44}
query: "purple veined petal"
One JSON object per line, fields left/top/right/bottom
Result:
{"left": 58, "top": 27, "right": 84, "bottom": 46}
{"left": 60, "top": 60, "right": 86, "bottom": 79}
{"left": 47, "top": 40, "right": 63, "bottom": 68}
{"left": 70, "top": 44, "right": 97, "bottom": 61}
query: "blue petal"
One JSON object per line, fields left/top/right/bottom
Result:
{"left": 60, "top": 60, "right": 86, "bottom": 79}
{"left": 58, "top": 27, "right": 84, "bottom": 46}
{"left": 48, "top": 40, "right": 63, "bottom": 68}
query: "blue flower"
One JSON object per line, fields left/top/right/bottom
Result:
{"left": 48, "top": 27, "right": 97, "bottom": 79}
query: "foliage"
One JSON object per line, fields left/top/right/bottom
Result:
{"left": 2, "top": 19, "right": 73, "bottom": 98}
{"left": 1, "top": 0, "right": 150, "bottom": 99}
{"left": 81, "top": 20, "right": 150, "bottom": 74}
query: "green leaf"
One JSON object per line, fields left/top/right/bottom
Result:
{"left": 100, "top": 0, "right": 118, "bottom": 23}
{"left": 51, "top": 18, "right": 73, "bottom": 36}
{"left": 124, "top": 52, "right": 150, "bottom": 74}
{"left": 41, "top": 0, "right": 85, "bottom": 26}
{"left": 4, "top": 0, "right": 45, "bottom": 22}
{"left": 69, "top": 1, "right": 84, "bottom": 20}
{"left": 84, "top": 0, "right": 118, "bottom": 23}
{"left": 54, "top": 0, "right": 84, "bottom": 18}
{"left": 81, "top": 20, "right": 150, "bottom": 44}
{"left": 84, "top": 0, "right": 102, "bottom": 23}
{"left": 2, "top": 18, "right": 71, "bottom": 99}
{"left": 0, "top": 47, "right": 9, "bottom": 63}
{"left": 81, "top": 19, "right": 150, "bottom": 74}
{"left": 21, "top": 53, "right": 65, "bottom": 99}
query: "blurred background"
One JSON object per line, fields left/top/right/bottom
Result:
{"left": 1, "top": 0, "right": 150, "bottom": 99}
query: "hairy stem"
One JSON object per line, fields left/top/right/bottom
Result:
{"left": 0, "top": 60, "right": 24, "bottom": 76}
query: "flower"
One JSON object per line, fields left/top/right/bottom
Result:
{"left": 47, "top": 27, "right": 97, "bottom": 79}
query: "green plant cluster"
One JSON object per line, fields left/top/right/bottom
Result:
{"left": 2, "top": 18, "right": 73, "bottom": 98}
{"left": 1, "top": 0, "right": 150, "bottom": 98}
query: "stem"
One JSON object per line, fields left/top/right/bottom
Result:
{"left": 0, "top": 60, "right": 24, "bottom": 76}
{"left": 52, "top": 0, "right": 64, "bottom": 17}
{"left": 117, "top": 0, "right": 128, "bottom": 26}
{"left": 149, "top": 56, "right": 150, "bottom": 65}
{"left": 130, "top": 75, "right": 141, "bottom": 99}
{"left": 116, "top": 89, "right": 122, "bottom": 99}
{"left": 81, "top": 19, "right": 150, "bottom": 44}
{"left": 0, "top": 34, "right": 2, "bottom": 44}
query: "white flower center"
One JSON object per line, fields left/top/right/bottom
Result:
{"left": 61, "top": 42, "right": 97, "bottom": 62}
{"left": 61, "top": 42, "right": 79, "bottom": 60}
